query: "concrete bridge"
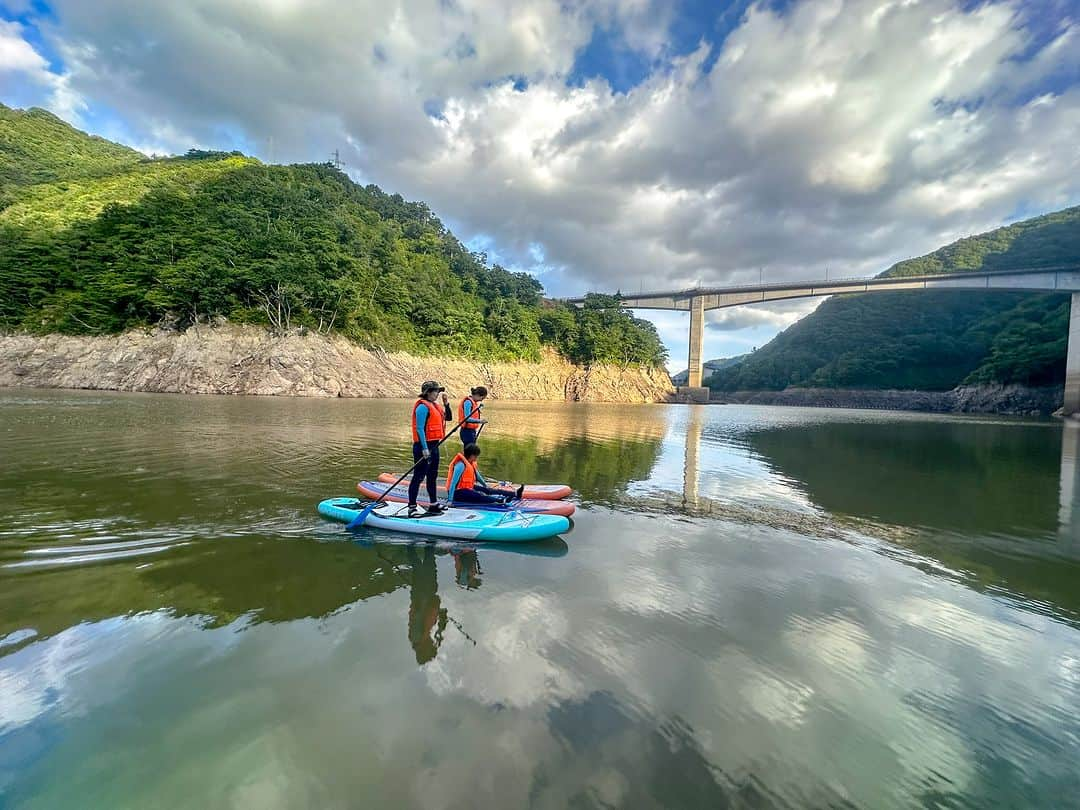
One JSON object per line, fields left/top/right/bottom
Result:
{"left": 567, "top": 267, "right": 1080, "bottom": 414}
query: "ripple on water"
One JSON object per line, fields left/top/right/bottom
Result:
{"left": 6, "top": 542, "right": 187, "bottom": 569}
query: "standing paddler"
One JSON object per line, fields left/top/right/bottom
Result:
{"left": 408, "top": 380, "right": 454, "bottom": 515}
{"left": 458, "top": 386, "right": 489, "bottom": 446}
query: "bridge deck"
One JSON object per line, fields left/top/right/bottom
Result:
{"left": 565, "top": 266, "right": 1080, "bottom": 413}
{"left": 566, "top": 267, "right": 1080, "bottom": 311}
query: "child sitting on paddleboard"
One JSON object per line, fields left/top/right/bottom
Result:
{"left": 446, "top": 444, "right": 525, "bottom": 506}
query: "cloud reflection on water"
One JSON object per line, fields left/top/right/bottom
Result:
{"left": 3, "top": 393, "right": 1080, "bottom": 807}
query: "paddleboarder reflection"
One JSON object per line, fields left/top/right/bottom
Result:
{"left": 376, "top": 543, "right": 481, "bottom": 665}
{"left": 406, "top": 544, "right": 447, "bottom": 665}
{"left": 453, "top": 549, "right": 483, "bottom": 590}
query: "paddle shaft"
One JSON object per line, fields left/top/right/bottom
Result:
{"left": 469, "top": 401, "right": 485, "bottom": 439}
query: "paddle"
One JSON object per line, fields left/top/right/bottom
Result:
{"left": 347, "top": 406, "right": 468, "bottom": 529}
{"left": 474, "top": 404, "right": 486, "bottom": 439}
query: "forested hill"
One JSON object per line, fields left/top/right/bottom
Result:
{"left": 710, "top": 207, "right": 1079, "bottom": 392}
{"left": 0, "top": 105, "right": 142, "bottom": 193}
{"left": 0, "top": 103, "right": 665, "bottom": 366}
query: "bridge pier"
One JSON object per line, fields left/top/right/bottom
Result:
{"left": 1066, "top": 293, "right": 1080, "bottom": 418}
{"left": 687, "top": 294, "right": 705, "bottom": 388}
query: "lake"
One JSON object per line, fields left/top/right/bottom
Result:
{"left": 1, "top": 389, "right": 1078, "bottom": 808}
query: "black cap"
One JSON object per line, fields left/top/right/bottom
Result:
{"left": 420, "top": 380, "right": 445, "bottom": 395}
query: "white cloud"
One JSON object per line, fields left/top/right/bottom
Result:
{"left": 0, "top": 19, "right": 46, "bottom": 73}
{"left": 0, "top": 19, "right": 85, "bottom": 122}
{"left": 6, "top": 0, "right": 1080, "bottom": 305}
{"left": 706, "top": 299, "right": 823, "bottom": 333}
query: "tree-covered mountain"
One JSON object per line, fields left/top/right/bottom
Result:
{"left": 0, "top": 103, "right": 666, "bottom": 366}
{"left": 0, "top": 105, "right": 142, "bottom": 193}
{"left": 710, "top": 207, "right": 1079, "bottom": 392}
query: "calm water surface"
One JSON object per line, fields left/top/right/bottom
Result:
{"left": 1, "top": 390, "right": 1079, "bottom": 808}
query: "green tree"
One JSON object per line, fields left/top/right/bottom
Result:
{"left": 0, "top": 106, "right": 666, "bottom": 369}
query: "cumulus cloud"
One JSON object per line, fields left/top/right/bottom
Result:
{"left": 7, "top": 0, "right": 1080, "bottom": 301}
{"left": 0, "top": 19, "right": 45, "bottom": 73}
{"left": 0, "top": 19, "right": 84, "bottom": 122}
{"left": 705, "top": 298, "right": 823, "bottom": 332}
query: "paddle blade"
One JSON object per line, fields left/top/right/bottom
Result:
{"left": 346, "top": 502, "right": 376, "bottom": 530}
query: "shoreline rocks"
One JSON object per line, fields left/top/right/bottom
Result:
{"left": 2, "top": 325, "right": 1061, "bottom": 415}
{"left": 711, "top": 384, "right": 1064, "bottom": 417}
{"left": 0, "top": 325, "right": 674, "bottom": 403}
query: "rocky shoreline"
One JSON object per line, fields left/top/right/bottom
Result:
{"left": 1, "top": 326, "right": 1064, "bottom": 414}
{"left": 711, "top": 384, "right": 1064, "bottom": 417}
{"left": 0, "top": 325, "right": 674, "bottom": 403}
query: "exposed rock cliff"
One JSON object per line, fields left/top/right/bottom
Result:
{"left": 0, "top": 325, "right": 673, "bottom": 402}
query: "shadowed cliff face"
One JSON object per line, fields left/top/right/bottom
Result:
{"left": 0, "top": 325, "right": 673, "bottom": 403}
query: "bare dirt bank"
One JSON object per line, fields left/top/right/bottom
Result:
{"left": 0, "top": 325, "right": 673, "bottom": 402}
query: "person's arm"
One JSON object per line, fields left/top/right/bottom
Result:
{"left": 466, "top": 400, "right": 486, "bottom": 427}
{"left": 475, "top": 468, "right": 487, "bottom": 487}
{"left": 441, "top": 393, "right": 452, "bottom": 421}
{"left": 448, "top": 460, "right": 465, "bottom": 498}
{"left": 415, "top": 406, "right": 429, "bottom": 453}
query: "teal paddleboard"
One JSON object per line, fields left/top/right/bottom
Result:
{"left": 318, "top": 498, "right": 571, "bottom": 542}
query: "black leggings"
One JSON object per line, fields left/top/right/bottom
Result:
{"left": 452, "top": 484, "right": 516, "bottom": 505}
{"left": 408, "top": 442, "right": 440, "bottom": 506}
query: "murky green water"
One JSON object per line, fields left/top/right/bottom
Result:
{"left": 2, "top": 390, "right": 1078, "bottom": 808}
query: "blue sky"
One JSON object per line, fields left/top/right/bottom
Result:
{"left": 2, "top": 0, "right": 1079, "bottom": 371}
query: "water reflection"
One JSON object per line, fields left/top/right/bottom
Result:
{"left": 745, "top": 418, "right": 1062, "bottom": 539}
{"left": 663, "top": 408, "right": 1080, "bottom": 623}
{"left": 373, "top": 544, "right": 485, "bottom": 665}
{"left": 682, "top": 405, "right": 702, "bottom": 508}
{"left": 1061, "top": 421, "right": 1080, "bottom": 547}
{"left": 453, "top": 549, "right": 483, "bottom": 590}
{"left": 4, "top": 391, "right": 1080, "bottom": 808}
{"left": 0, "top": 529, "right": 565, "bottom": 665}
{"left": 404, "top": 545, "right": 445, "bottom": 664}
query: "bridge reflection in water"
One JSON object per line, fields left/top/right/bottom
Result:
{"left": 681, "top": 405, "right": 702, "bottom": 508}
{"left": 665, "top": 405, "right": 1080, "bottom": 625}
{"left": 1061, "top": 421, "right": 1080, "bottom": 547}
{"left": 674, "top": 405, "right": 1080, "bottom": 548}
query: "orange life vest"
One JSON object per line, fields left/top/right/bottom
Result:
{"left": 411, "top": 399, "right": 445, "bottom": 443}
{"left": 446, "top": 452, "right": 478, "bottom": 491}
{"left": 458, "top": 396, "right": 482, "bottom": 427}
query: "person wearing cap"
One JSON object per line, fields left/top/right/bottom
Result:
{"left": 458, "top": 386, "right": 489, "bottom": 446}
{"left": 409, "top": 380, "right": 454, "bottom": 514}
